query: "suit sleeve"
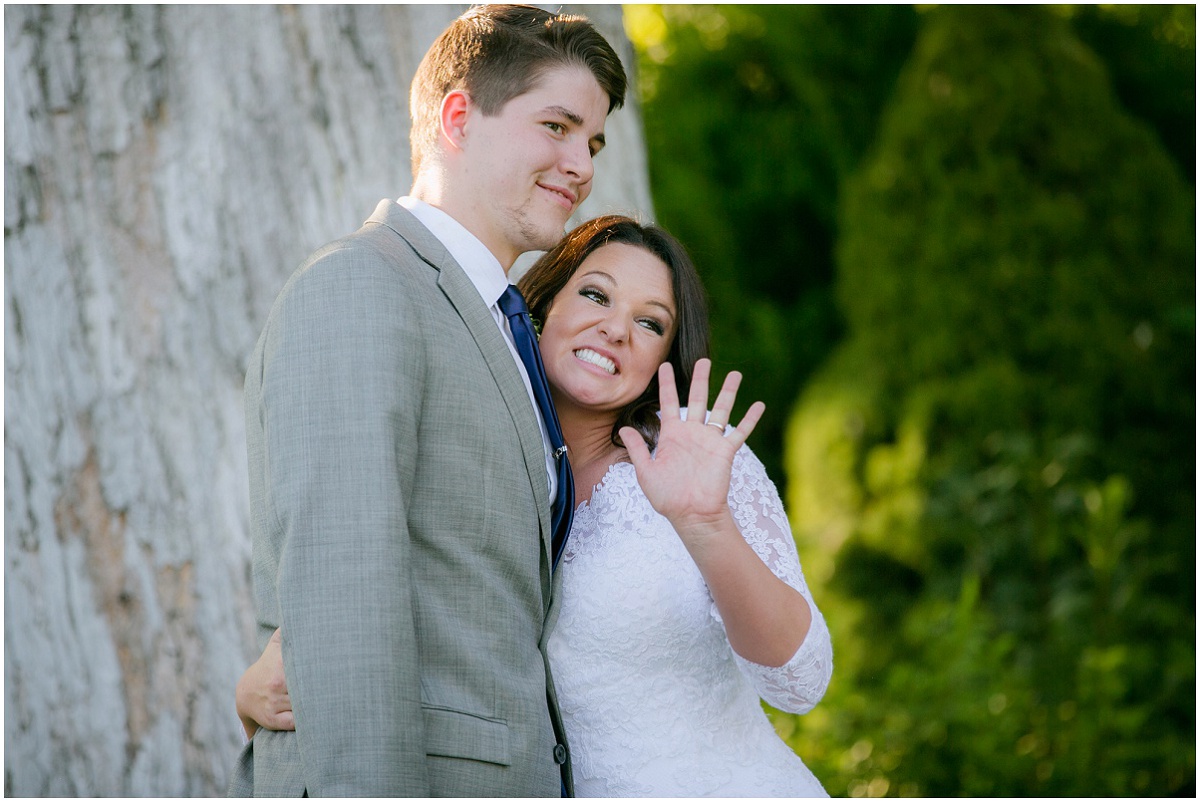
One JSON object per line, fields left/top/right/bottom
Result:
{"left": 256, "top": 247, "right": 428, "bottom": 795}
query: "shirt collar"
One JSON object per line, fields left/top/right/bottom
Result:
{"left": 399, "top": 196, "right": 510, "bottom": 307}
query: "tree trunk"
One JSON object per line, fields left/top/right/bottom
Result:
{"left": 3, "top": 5, "right": 650, "bottom": 796}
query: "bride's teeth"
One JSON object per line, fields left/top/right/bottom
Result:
{"left": 575, "top": 348, "right": 615, "bottom": 374}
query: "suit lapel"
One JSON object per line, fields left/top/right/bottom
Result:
{"left": 367, "top": 201, "right": 555, "bottom": 575}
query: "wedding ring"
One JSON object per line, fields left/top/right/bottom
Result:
{"left": 705, "top": 422, "right": 726, "bottom": 431}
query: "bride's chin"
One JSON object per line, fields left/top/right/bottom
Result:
{"left": 556, "top": 390, "right": 623, "bottom": 416}
{"left": 559, "top": 394, "right": 605, "bottom": 413}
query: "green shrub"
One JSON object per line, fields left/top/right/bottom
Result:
{"left": 784, "top": 6, "right": 1195, "bottom": 795}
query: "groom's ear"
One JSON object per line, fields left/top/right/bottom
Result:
{"left": 439, "top": 90, "right": 471, "bottom": 152}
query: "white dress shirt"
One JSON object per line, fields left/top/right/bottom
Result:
{"left": 399, "top": 196, "right": 558, "bottom": 505}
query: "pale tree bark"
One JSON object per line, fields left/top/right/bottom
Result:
{"left": 4, "top": 5, "right": 651, "bottom": 796}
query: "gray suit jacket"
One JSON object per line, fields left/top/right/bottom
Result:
{"left": 229, "top": 200, "right": 571, "bottom": 797}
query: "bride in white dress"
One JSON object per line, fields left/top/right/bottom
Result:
{"left": 523, "top": 216, "right": 831, "bottom": 798}
{"left": 236, "top": 215, "right": 832, "bottom": 797}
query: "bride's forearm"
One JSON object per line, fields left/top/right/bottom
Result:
{"left": 675, "top": 511, "right": 812, "bottom": 667}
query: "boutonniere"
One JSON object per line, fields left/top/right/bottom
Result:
{"left": 532, "top": 318, "right": 543, "bottom": 339}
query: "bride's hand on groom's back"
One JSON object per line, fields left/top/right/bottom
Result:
{"left": 236, "top": 627, "right": 294, "bottom": 738}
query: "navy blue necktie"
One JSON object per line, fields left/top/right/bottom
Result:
{"left": 498, "top": 285, "right": 574, "bottom": 570}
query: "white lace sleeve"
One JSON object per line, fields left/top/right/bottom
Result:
{"left": 711, "top": 441, "right": 833, "bottom": 714}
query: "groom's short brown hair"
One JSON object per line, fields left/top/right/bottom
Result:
{"left": 409, "top": 4, "right": 626, "bottom": 178}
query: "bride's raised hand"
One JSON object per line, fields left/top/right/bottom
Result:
{"left": 618, "top": 358, "right": 765, "bottom": 540}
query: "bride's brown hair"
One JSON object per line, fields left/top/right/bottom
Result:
{"left": 519, "top": 214, "right": 710, "bottom": 449}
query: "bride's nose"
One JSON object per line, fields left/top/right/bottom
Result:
{"left": 596, "top": 309, "right": 629, "bottom": 343}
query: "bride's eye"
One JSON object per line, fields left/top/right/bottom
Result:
{"left": 580, "top": 287, "right": 609, "bottom": 305}
{"left": 637, "top": 318, "right": 666, "bottom": 336}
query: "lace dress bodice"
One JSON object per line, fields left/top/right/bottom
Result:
{"left": 547, "top": 439, "right": 833, "bottom": 797}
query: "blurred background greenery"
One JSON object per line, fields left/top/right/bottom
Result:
{"left": 623, "top": 4, "right": 1195, "bottom": 797}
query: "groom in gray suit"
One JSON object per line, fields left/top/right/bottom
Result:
{"left": 229, "top": 6, "right": 626, "bottom": 796}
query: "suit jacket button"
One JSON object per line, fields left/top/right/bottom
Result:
{"left": 553, "top": 744, "right": 568, "bottom": 765}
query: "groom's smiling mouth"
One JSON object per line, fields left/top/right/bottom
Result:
{"left": 538, "top": 181, "right": 578, "bottom": 209}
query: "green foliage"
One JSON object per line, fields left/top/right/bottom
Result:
{"left": 1067, "top": 4, "right": 1197, "bottom": 181}
{"left": 783, "top": 5, "right": 1195, "bottom": 796}
{"left": 832, "top": 2, "right": 1195, "bottom": 569}
{"left": 790, "top": 422, "right": 1193, "bottom": 796}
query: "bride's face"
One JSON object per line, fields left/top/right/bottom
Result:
{"left": 538, "top": 243, "right": 677, "bottom": 416}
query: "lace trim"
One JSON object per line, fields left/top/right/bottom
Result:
{"left": 713, "top": 444, "right": 834, "bottom": 713}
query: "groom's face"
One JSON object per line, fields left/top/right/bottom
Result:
{"left": 459, "top": 65, "right": 610, "bottom": 266}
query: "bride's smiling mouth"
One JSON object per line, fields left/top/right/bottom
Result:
{"left": 574, "top": 348, "right": 617, "bottom": 375}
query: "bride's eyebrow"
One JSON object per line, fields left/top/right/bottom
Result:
{"left": 647, "top": 300, "right": 675, "bottom": 322}
{"left": 576, "top": 270, "right": 615, "bottom": 285}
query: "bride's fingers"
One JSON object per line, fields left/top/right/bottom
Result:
{"left": 685, "top": 358, "right": 711, "bottom": 422}
{"left": 707, "top": 370, "right": 741, "bottom": 428}
{"left": 724, "top": 400, "right": 766, "bottom": 450}
{"left": 619, "top": 426, "right": 653, "bottom": 471}
{"left": 267, "top": 706, "right": 296, "bottom": 731}
{"left": 657, "top": 362, "right": 680, "bottom": 421}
